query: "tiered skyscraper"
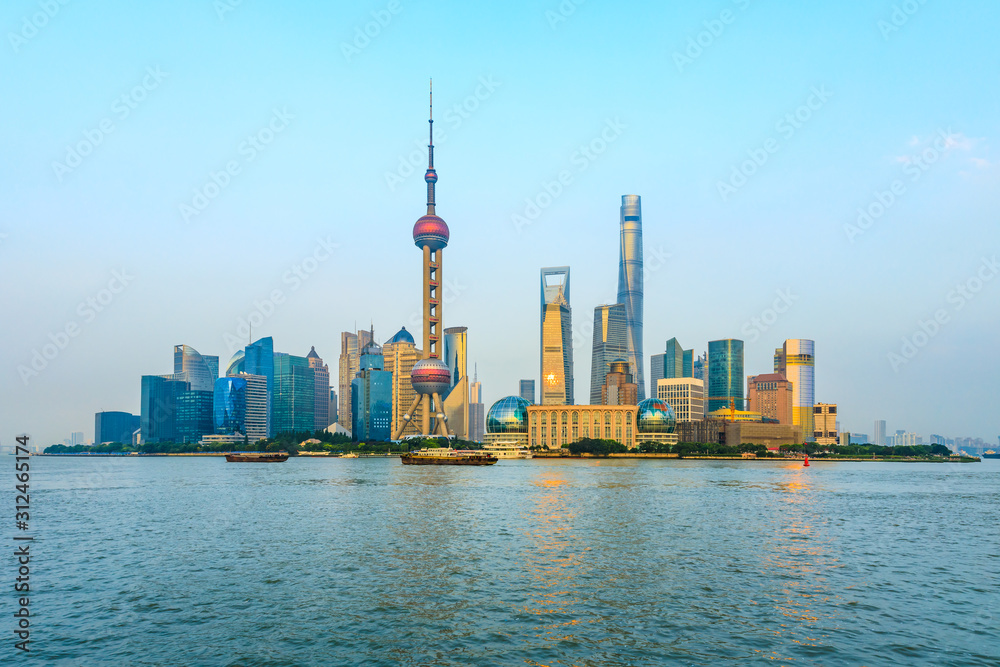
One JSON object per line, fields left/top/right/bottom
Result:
{"left": 617, "top": 195, "right": 644, "bottom": 399}
{"left": 540, "top": 266, "right": 573, "bottom": 405}
{"left": 393, "top": 82, "right": 453, "bottom": 438}
{"left": 590, "top": 303, "right": 627, "bottom": 404}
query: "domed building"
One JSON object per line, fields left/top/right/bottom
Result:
{"left": 484, "top": 395, "right": 531, "bottom": 449}
{"left": 519, "top": 398, "right": 680, "bottom": 451}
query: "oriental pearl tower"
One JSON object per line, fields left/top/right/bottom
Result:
{"left": 393, "top": 81, "right": 453, "bottom": 439}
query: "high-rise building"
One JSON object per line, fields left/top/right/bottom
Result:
{"left": 244, "top": 337, "right": 274, "bottom": 436}
{"left": 469, "top": 367, "right": 485, "bottom": 442}
{"left": 272, "top": 352, "right": 315, "bottom": 434}
{"left": 307, "top": 347, "right": 330, "bottom": 431}
{"left": 618, "top": 195, "right": 644, "bottom": 399}
{"left": 601, "top": 359, "right": 638, "bottom": 406}
{"left": 873, "top": 420, "right": 886, "bottom": 446}
{"left": 443, "top": 326, "right": 470, "bottom": 439}
{"left": 650, "top": 353, "right": 666, "bottom": 390}
{"left": 338, "top": 330, "right": 372, "bottom": 431}
{"left": 383, "top": 327, "right": 423, "bottom": 439}
{"left": 173, "top": 345, "right": 219, "bottom": 392}
{"left": 140, "top": 371, "right": 213, "bottom": 444}
{"left": 95, "top": 411, "right": 139, "bottom": 444}
{"left": 814, "top": 404, "right": 838, "bottom": 445}
{"left": 656, "top": 378, "right": 705, "bottom": 422}
{"left": 707, "top": 339, "right": 744, "bottom": 414}
{"left": 747, "top": 373, "right": 793, "bottom": 424}
{"left": 693, "top": 352, "right": 706, "bottom": 382}
{"left": 682, "top": 350, "right": 693, "bottom": 379}
{"left": 775, "top": 339, "right": 815, "bottom": 442}
{"left": 213, "top": 375, "right": 268, "bottom": 443}
{"left": 213, "top": 377, "right": 247, "bottom": 436}
{"left": 392, "top": 84, "right": 454, "bottom": 438}
{"left": 541, "top": 266, "right": 573, "bottom": 405}
{"left": 519, "top": 379, "right": 535, "bottom": 403}
{"left": 664, "top": 338, "right": 685, "bottom": 380}
{"left": 352, "top": 339, "right": 392, "bottom": 441}
{"left": 329, "top": 388, "right": 338, "bottom": 425}
{"left": 590, "top": 303, "right": 627, "bottom": 404}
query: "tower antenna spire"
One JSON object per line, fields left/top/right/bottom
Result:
{"left": 425, "top": 78, "right": 437, "bottom": 214}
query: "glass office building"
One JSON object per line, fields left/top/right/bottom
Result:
{"left": 140, "top": 375, "right": 188, "bottom": 443}
{"left": 590, "top": 303, "right": 628, "bottom": 405}
{"left": 519, "top": 379, "right": 535, "bottom": 403}
{"left": 213, "top": 377, "right": 247, "bottom": 435}
{"left": 175, "top": 389, "right": 214, "bottom": 443}
{"left": 273, "top": 352, "right": 315, "bottom": 435}
{"left": 351, "top": 340, "right": 392, "bottom": 441}
{"left": 95, "top": 411, "right": 139, "bottom": 445}
{"left": 244, "top": 337, "right": 274, "bottom": 436}
{"left": 173, "top": 345, "right": 218, "bottom": 392}
{"left": 707, "top": 339, "right": 744, "bottom": 414}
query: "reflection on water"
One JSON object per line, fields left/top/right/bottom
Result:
{"left": 27, "top": 457, "right": 1000, "bottom": 666}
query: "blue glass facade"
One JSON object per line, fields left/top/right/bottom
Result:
{"left": 244, "top": 337, "right": 274, "bottom": 436}
{"left": 176, "top": 390, "right": 214, "bottom": 443}
{"left": 352, "top": 368, "right": 392, "bottom": 441}
{"left": 273, "top": 353, "right": 315, "bottom": 435}
{"left": 214, "top": 377, "right": 248, "bottom": 435}
{"left": 173, "top": 345, "right": 218, "bottom": 392}
{"left": 95, "top": 411, "right": 139, "bottom": 444}
{"left": 140, "top": 375, "right": 213, "bottom": 443}
{"left": 707, "top": 339, "right": 745, "bottom": 414}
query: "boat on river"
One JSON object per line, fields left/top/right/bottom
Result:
{"left": 481, "top": 442, "right": 532, "bottom": 459}
{"left": 225, "top": 452, "right": 289, "bottom": 463}
{"left": 400, "top": 448, "right": 498, "bottom": 466}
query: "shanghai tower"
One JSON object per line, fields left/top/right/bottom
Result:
{"left": 617, "top": 195, "right": 644, "bottom": 399}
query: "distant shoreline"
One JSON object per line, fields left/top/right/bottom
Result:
{"left": 30, "top": 452, "right": 981, "bottom": 462}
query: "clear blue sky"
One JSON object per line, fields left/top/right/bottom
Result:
{"left": 2, "top": 0, "right": 998, "bottom": 446}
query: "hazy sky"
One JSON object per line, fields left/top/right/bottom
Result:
{"left": 3, "top": 0, "right": 998, "bottom": 446}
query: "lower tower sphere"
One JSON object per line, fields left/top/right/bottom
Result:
{"left": 410, "top": 358, "right": 452, "bottom": 395}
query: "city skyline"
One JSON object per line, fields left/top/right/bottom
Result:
{"left": 3, "top": 2, "right": 999, "bottom": 446}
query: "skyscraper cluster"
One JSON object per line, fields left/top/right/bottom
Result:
{"left": 137, "top": 339, "right": 331, "bottom": 445}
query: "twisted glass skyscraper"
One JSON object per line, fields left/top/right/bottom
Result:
{"left": 617, "top": 195, "right": 644, "bottom": 399}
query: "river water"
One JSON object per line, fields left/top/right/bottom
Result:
{"left": 18, "top": 456, "right": 1000, "bottom": 665}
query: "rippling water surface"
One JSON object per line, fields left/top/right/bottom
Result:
{"left": 21, "top": 457, "right": 1000, "bottom": 665}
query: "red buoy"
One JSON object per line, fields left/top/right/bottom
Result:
{"left": 803, "top": 455, "right": 810, "bottom": 467}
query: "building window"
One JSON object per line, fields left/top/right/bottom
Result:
{"left": 561, "top": 412, "right": 568, "bottom": 424}
{"left": 582, "top": 425, "right": 589, "bottom": 438}
{"left": 541, "top": 427, "right": 547, "bottom": 438}
{"left": 605, "top": 426, "right": 611, "bottom": 439}
{"left": 572, "top": 426, "right": 578, "bottom": 441}
{"left": 571, "top": 411, "right": 578, "bottom": 424}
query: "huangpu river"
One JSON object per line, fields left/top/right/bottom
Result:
{"left": 19, "top": 456, "right": 1000, "bottom": 666}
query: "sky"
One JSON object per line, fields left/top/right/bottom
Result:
{"left": 2, "top": 0, "right": 999, "bottom": 447}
